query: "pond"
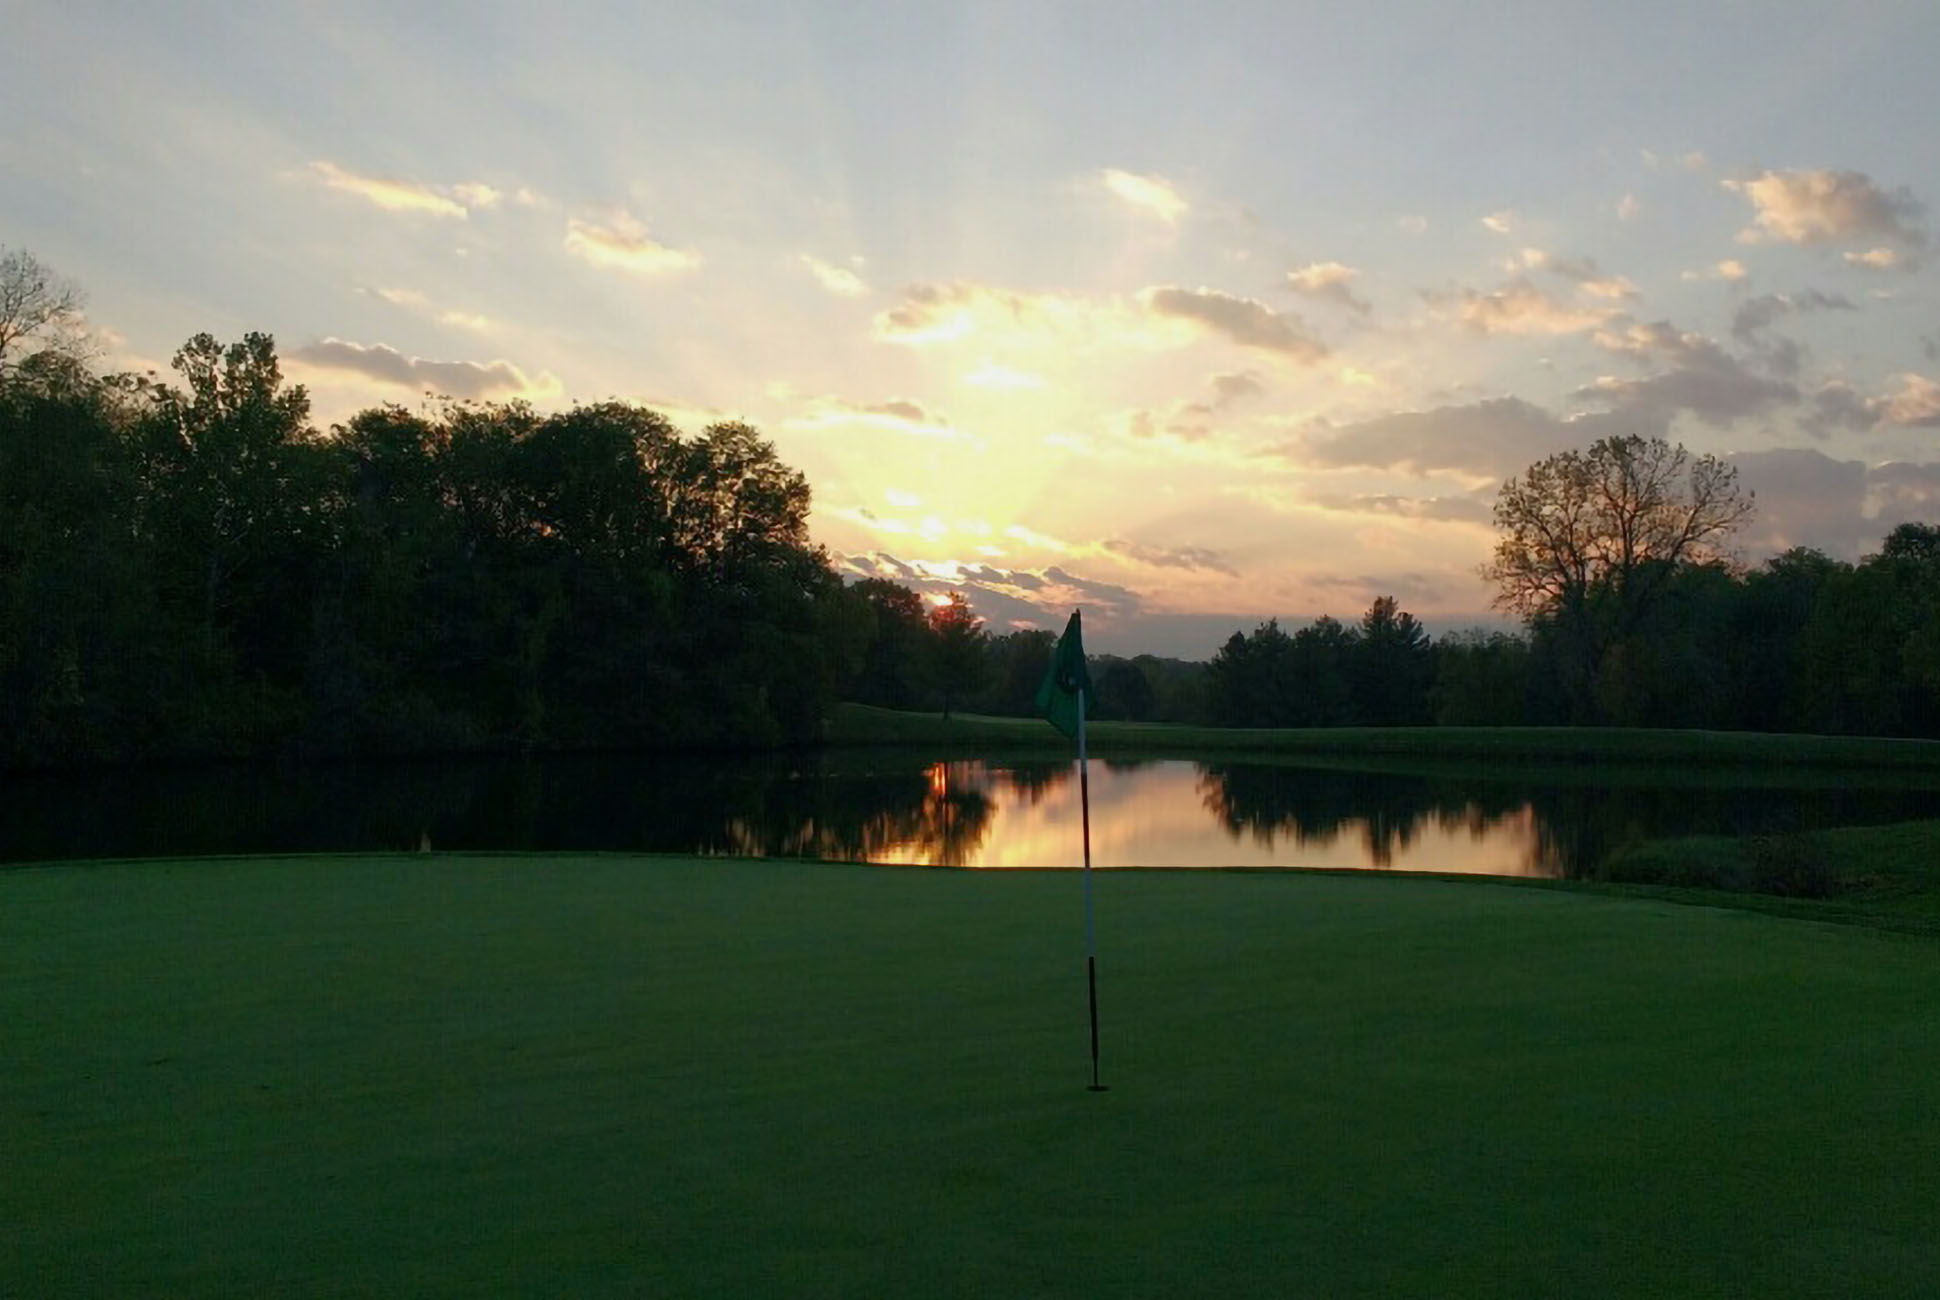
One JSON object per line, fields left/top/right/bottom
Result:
{"left": 5, "top": 749, "right": 1939, "bottom": 877}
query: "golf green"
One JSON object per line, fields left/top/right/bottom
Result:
{"left": 5, "top": 855, "right": 1938, "bottom": 1297}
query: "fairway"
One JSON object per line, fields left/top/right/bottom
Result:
{"left": 6, "top": 857, "right": 1940, "bottom": 1297}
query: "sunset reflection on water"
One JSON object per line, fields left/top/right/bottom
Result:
{"left": 868, "top": 761, "right": 1550, "bottom": 875}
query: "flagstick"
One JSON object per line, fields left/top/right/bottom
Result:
{"left": 1078, "top": 687, "right": 1105, "bottom": 1092}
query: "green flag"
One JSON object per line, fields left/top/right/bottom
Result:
{"left": 1034, "top": 609, "right": 1095, "bottom": 739}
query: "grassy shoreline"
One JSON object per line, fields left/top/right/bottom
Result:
{"left": 828, "top": 702, "right": 1940, "bottom": 770}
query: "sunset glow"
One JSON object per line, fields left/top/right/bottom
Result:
{"left": 9, "top": 3, "right": 1939, "bottom": 655}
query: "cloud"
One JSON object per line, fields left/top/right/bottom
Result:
{"left": 1109, "top": 406, "right": 1209, "bottom": 445}
{"left": 837, "top": 552, "right": 1145, "bottom": 625}
{"left": 303, "top": 161, "right": 470, "bottom": 218}
{"left": 1591, "top": 320, "right": 1706, "bottom": 362}
{"left": 451, "top": 183, "right": 503, "bottom": 210}
{"left": 1617, "top": 193, "right": 1640, "bottom": 221}
{"left": 873, "top": 281, "right": 1324, "bottom": 363}
{"left": 289, "top": 338, "right": 553, "bottom": 399}
{"left": 1210, "top": 370, "right": 1265, "bottom": 407}
{"left": 1480, "top": 210, "right": 1516, "bottom": 234}
{"left": 1100, "top": 169, "right": 1188, "bottom": 224}
{"left": 1799, "top": 381, "right": 1882, "bottom": 439}
{"left": 954, "top": 563, "right": 1044, "bottom": 590}
{"left": 1525, "top": 252, "right": 1639, "bottom": 300}
{"left": 1285, "top": 396, "right": 1655, "bottom": 480}
{"left": 1396, "top": 215, "right": 1428, "bottom": 235}
{"left": 1682, "top": 259, "right": 1748, "bottom": 282}
{"left": 1575, "top": 362, "right": 1795, "bottom": 428}
{"left": 1284, "top": 261, "right": 1370, "bottom": 314}
{"left": 1456, "top": 278, "right": 1617, "bottom": 335}
{"left": 1867, "top": 461, "right": 1940, "bottom": 523}
{"left": 1725, "top": 291, "right": 1855, "bottom": 381}
{"left": 1579, "top": 320, "right": 1798, "bottom": 425}
{"left": 1302, "top": 492, "right": 1494, "bottom": 525}
{"left": 1042, "top": 565, "right": 1144, "bottom": 614}
{"left": 1004, "top": 524, "right": 1073, "bottom": 553}
{"left": 1307, "top": 572, "right": 1451, "bottom": 606}
{"left": 1785, "top": 375, "right": 1940, "bottom": 438}
{"left": 785, "top": 395, "right": 960, "bottom": 440}
{"left": 563, "top": 211, "right": 700, "bottom": 274}
{"left": 802, "top": 255, "right": 867, "bottom": 297}
{"left": 1879, "top": 373, "right": 1940, "bottom": 427}
{"left": 1729, "top": 289, "right": 1856, "bottom": 343}
{"left": 1730, "top": 447, "right": 1869, "bottom": 555}
{"left": 1725, "top": 169, "right": 1927, "bottom": 247}
{"left": 1102, "top": 539, "right": 1237, "bottom": 576}
{"left": 365, "top": 286, "right": 495, "bottom": 334}
{"left": 1843, "top": 246, "right": 1908, "bottom": 270}
{"left": 874, "top": 281, "right": 1159, "bottom": 350}
{"left": 1725, "top": 450, "right": 1940, "bottom": 558}
{"left": 838, "top": 550, "right": 924, "bottom": 581}
{"left": 1140, "top": 286, "right": 1327, "bottom": 362}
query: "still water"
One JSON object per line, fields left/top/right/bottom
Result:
{"left": 5, "top": 750, "right": 1939, "bottom": 877}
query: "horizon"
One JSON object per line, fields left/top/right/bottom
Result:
{"left": 8, "top": 2, "right": 1938, "bottom": 658}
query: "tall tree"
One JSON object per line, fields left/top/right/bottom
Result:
{"left": 134, "top": 333, "right": 332, "bottom": 748}
{"left": 1207, "top": 618, "right": 1356, "bottom": 727}
{"left": 929, "top": 591, "right": 988, "bottom": 719}
{"left": 1430, "top": 629, "right": 1545, "bottom": 726}
{"left": 1351, "top": 596, "right": 1433, "bottom": 725}
{"left": 1207, "top": 620, "right": 1293, "bottom": 726}
{"left": 0, "top": 247, "right": 85, "bottom": 375}
{"left": 982, "top": 628, "right": 1055, "bottom": 715}
{"left": 1484, "top": 434, "right": 1754, "bottom": 722}
{"left": 1095, "top": 658, "right": 1157, "bottom": 721}
{"left": 0, "top": 351, "right": 149, "bottom": 762}
{"left": 848, "top": 578, "right": 934, "bottom": 710}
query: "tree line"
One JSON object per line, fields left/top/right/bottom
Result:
{"left": 1, "top": 329, "right": 884, "bottom": 765}
{"left": 4, "top": 248, "right": 1937, "bottom": 768}
{"left": 857, "top": 435, "right": 1940, "bottom": 739}
{"left": 1201, "top": 436, "right": 1940, "bottom": 736}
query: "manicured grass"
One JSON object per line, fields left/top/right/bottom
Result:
{"left": 829, "top": 702, "right": 1940, "bottom": 770}
{"left": 1597, "top": 818, "right": 1940, "bottom": 928}
{"left": 7, "top": 854, "right": 1940, "bottom": 1296}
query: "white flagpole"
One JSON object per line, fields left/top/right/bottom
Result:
{"left": 1078, "top": 685, "right": 1104, "bottom": 1091}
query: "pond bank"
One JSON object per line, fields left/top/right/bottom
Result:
{"left": 827, "top": 703, "right": 1940, "bottom": 770}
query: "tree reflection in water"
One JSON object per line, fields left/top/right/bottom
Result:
{"left": 733, "top": 761, "right": 1016, "bottom": 866}
{"left": 4, "top": 750, "right": 1936, "bottom": 874}
{"left": 1196, "top": 764, "right": 1533, "bottom": 868}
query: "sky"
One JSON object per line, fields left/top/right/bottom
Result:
{"left": 5, "top": 1, "right": 1939, "bottom": 656}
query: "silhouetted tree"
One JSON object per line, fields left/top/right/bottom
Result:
{"left": 1725, "top": 548, "right": 1843, "bottom": 733}
{"left": 1430, "top": 628, "right": 1547, "bottom": 726}
{"left": 1095, "top": 658, "right": 1157, "bottom": 721}
{"left": 848, "top": 578, "right": 933, "bottom": 710}
{"left": 1132, "top": 654, "right": 1211, "bottom": 724}
{"left": 980, "top": 628, "right": 1054, "bottom": 715}
{"left": 1881, "top": 521, "right": 1940, "bottom": 565}
{"left": 1207, "top": 619, "right": 1293, "bottom": 726}
{"left": 1351, "top": 597, "right": 1433, "bottom": 725}
{"left": 929, "top": 591, "right": 988, "bottom": 719}
{"left": 0, "top": 247, "right": 85, "bottom": 375}
{"left": 1485, "top": 434, "right": 1754, "bottom": 722}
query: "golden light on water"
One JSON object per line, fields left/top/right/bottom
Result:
{"left": 866, "top": 761, "right": 1550, "bottom": 874}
